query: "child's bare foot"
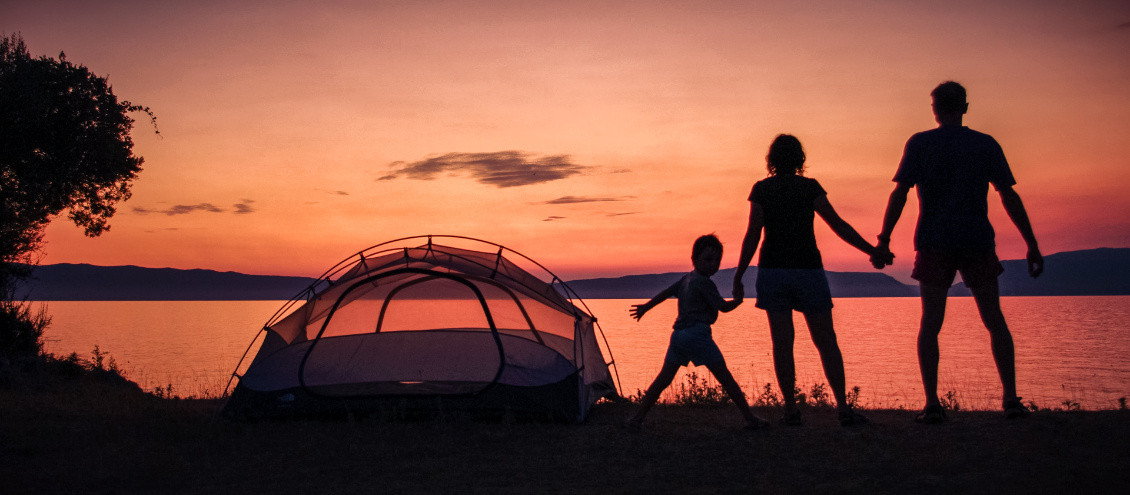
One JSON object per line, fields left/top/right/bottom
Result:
{"left": 745, "top": 415, "right": 771, "bottom": 430}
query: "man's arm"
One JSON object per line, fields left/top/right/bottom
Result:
{"left": 630, "top": 281, "right": 680, "bottom": 321}
{"left": 875, "top": 183, "right": 911, "bottom": 268}
{"left": 998, "top": 185, "right": 1043, "bottom": 278}
{"left": 733, "top": 202, "right": 764, "bottom": 297}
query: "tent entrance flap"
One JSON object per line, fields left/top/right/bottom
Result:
{"left": 299, "top": 267, "right": 506, "bottom": 399}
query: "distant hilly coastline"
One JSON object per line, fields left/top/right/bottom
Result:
{"left": 14, "top": 248, "right": 1130, "bottom": 301}
{"left": 949, "top": 247, "right": 1130, "bottom": 297}
{"left": 564, "top": 267, "right": 917, "bottom": 299}
{"left": 17, "top": 264, "right": 318, "bottom": 301}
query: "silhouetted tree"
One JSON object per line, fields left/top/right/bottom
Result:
{"left": 0, "top": 33, "right": 155, "bottom": 358}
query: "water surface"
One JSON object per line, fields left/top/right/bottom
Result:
{"left": 39, "top": 297, "right": 1130, "bottom": 410}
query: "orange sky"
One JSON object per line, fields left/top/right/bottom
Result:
{"left": 6, "top": 0, "right": 1130, "bottom": 282}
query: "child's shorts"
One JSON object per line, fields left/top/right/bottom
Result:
{"left": 664, "top": 322, "right": 725, "bottom": 367}
{"left": 912, "top": 250, "right": 1004, "bottom": 289}
{"left": 755, "top": 268, "right": 834, "bottom": 313}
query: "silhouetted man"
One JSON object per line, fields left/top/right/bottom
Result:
{"left": 875, "top": 81, "right": 1043, "bottom": 422}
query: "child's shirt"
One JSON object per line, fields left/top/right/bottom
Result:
{"left": 669, "top": 271, "right": 727, "bottom": 330}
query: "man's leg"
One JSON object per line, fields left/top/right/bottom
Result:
{"left": 767, "top": 310, "right": 798, "bottom": 412}
{"left": 918, "top": 284, "right": 949, "bottom": 408}
{"left": 968, "top": 279, "right": 1019, "bottom": 406}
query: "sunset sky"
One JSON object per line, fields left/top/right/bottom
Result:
{"left": 5, "top": 0, "right": 1130, "bottom": 282}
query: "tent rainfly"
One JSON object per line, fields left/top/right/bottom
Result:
{"left": 222, "top": 236, "right": 620, "bottom": 422}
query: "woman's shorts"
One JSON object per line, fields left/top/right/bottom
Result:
{"left": 755, "top": 268, "right": 834, "bottom": 313}
{"left": 664, "top": 322, "right": 725, "bottom": 367}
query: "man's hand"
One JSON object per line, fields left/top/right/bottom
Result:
{"left": 1027, "top": 248, "right": 1044, "bottom": 278}
{"left": 871, "top": 240, "right": 895, "bottom": 269}
{"left": 733, "top": 280, "right": 745, "bottom": 301}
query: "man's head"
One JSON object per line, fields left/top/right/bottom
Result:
{"left": 931, "top": 81, "right": 968, "bottom": 123}
{"left": 691, "top": 234, "right": 723, "bottom": 276}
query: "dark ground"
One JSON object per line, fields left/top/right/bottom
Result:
{"left": 2, "top": 369, "right": 1129, "bottom": 494}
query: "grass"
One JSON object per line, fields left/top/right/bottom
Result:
{"left": 3, "top": 359, "right": 1130, "bottom": 494}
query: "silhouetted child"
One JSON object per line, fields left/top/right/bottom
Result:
{"left": 624, "top": 234, "right": 770, "bottom": 429}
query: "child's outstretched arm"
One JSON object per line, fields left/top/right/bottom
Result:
{"left": 630, "top": 283, "right": 678, "bottom": 321}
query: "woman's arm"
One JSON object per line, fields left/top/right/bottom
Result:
{"left": 814, "top": 195, "right": 877, "bottom": 256}
{"left": 733, "top": 201, "right": 765, "bottom": 296}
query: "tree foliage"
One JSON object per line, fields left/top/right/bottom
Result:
{"left": 1, "top": 33, "right": 153, "bottom": 357}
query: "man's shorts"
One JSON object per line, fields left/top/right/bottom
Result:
{"left": 664, "top": 322, "right": 725, "bottom": 367}
{"left": 911, "top": 250, "right": 1004, "bottom": 289}
{"left": 754, "top": 268, "right": 834, "bottom": 313}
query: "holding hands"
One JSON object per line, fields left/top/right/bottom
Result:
{"left": 870, "top": 237, "right": 895, "bottom": 269}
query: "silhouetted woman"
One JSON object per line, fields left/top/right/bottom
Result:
{"left": 732, "top": 134, "right": 884, "bottom": 426}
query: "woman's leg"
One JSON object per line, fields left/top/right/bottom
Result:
{"left": 801, "top": 309, "right": 849, "bottom": 411}
{"left": 767, "top": 310, "right": 798, "bottom": 412}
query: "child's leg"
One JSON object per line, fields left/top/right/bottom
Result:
{"left": 767, "top": 310, "right": 798, "bottom": 411}
{"left": 705, "top": 359, "right": 766, "bottom": 426}
{"left": 801, "top": 309, "right": 849, "bottom": 411}
{"left": 628, "top": 361, "right": 681, "bottom": 424}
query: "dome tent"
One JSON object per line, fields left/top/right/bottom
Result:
{"left": 222, "top": 236, "right": 620, "bottom": 422}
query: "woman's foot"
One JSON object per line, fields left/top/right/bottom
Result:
{"left": 1004, "top": 397, "right": 1031, "bottom": 419}
{"left": 914, "top": 404, "right": 947, "bottom": 424}
{"left": 838, "top": 408, "right": 869, "bottom": 427}
{"left": 779, "top": 408, "right": 803, "bottom": 427}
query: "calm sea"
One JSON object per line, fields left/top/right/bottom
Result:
{"left": 37, "top": 297, "right": 1130, "bottom": 410}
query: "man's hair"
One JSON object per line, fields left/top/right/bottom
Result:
{"left": 931, "top": 81, "right": 967, "bottom": 114}
{"left": 692, "top": 234, "right": 723, "bottom": 259}
{"left": 766, "top": 134, "right": 806, "bottom": 176}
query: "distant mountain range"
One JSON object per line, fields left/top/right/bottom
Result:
{"left": 13, "top": 248, "right": 1130, "bottom": 301}
{"left": 17, "top": 264, "right": 317, "bottom": 301}
{"left": 949, "top": 247, "right": 1130, "bottom": 297}
{"left": 564, "top": 267, "right": 917, "bottom": 299}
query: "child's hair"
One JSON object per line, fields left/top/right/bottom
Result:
{"left": 766, "top": 134, "right": 806, "bottom": 176}
{"left": 692, "top": 234, "right": 723, "bottom": 258}
{"left": 931, "top": 81, "right": 967, "bottom": 115}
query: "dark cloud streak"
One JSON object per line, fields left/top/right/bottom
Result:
{"left": 233, "top": 199, "right": 256, "bottom": 214}
{"left": 379, "top": 151, "right": 590, "bottom": 188}
{"left": 133, "top": 201, "right": 258, "bottom": 216}
{"left": 540, "top": 195, "right": 635, "bottom": 205}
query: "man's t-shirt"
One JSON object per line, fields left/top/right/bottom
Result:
{"left": 750, "top": 174, "right": 826, "bottom": 269}
{"left": 893, "top": 126, "right": 1016, "bottom": 252}
{"left": 670, "top": 271, "right": 726, "bottom": 330}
